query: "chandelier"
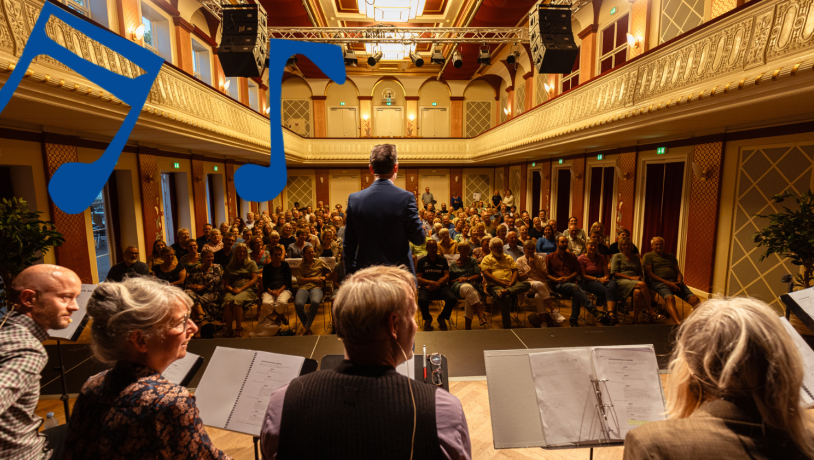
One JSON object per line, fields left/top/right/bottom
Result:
{"left": 364, "top": 24, "right": 417, "bottom": 61}
{"left": 357, "top": 0, "right": 427, "bottom": 23}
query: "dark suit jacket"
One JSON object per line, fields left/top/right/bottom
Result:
{"left": 623, "top": 399, "right": 812, "bottom": 459}
{"left": 343, "top": 179, "right": 426, "bottom": 275}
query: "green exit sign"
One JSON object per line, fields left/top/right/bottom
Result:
{"left": 386, "top": 102, "right": 392, "bottom": 106}
{"left": 610, "top": 6, "right": 617, "bottom": 15}
{"left": 656, "top": 147, "right": 667, "bottom": 155}
{"left": 340, "top": 101, "right": 345, "bottom": 106}
{"left": 432, "top": 102, "right": 437, "bottom": 106}
{"left": 214, "top": 166, "right": 219, "bottom": 171}
{"left": 558, "top": 159, "right": 563, "bottom": 164}
{"left": 173, "top": 162, "right": 180, "bottom": 169}
{"left": 532, "top": 162, "right": 536, "bottom": 167}
{"left": 597, "top": 154, "right": 604, "bottom": 160}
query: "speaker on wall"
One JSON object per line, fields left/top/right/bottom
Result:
{"left": 528, "top": 4, "right": 579, "bottom": 75}
{"left": 219, "top": 4, "right": 268, "bottom": 78}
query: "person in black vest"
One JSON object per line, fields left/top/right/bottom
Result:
{"left": 260, "top": 265, "right": 471, "bottom": 460}
{"left": 106, "top": 246, "right": 149, "bottom": 282}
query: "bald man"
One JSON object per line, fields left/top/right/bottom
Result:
{"left": 1, "top": 265, "right": 81, "bottom": 459}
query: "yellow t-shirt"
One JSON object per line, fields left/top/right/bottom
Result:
{"left": 480, "top": 252, "right": 517, "bottom": 286}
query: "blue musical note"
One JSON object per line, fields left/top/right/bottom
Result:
{"left": 234, "top": 39, "right": 346, "bottom": 202}
{"left": 0, "top": 1, "right": 163, "bottom": 214}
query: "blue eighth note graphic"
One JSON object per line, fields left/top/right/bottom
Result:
{"left": 0, "top": 1, "right": 163, "bottom": 215}
{"left": 234, "top": 39, "right": 346, "bottom": 203}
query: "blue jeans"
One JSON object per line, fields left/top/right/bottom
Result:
{"left": 551, "top": 282, "right": 598, "bottom": 320}
{"left": 295, "top": 288, "right": 323, "bottom": 329}
{"left": 582, "top": 279, "right": 618, "bottom": 308}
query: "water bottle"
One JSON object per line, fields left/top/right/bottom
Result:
{"left": 42, "top": 412, "right": 58, "bottom": 429}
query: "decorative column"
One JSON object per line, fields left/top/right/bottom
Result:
{"left": 315, "top": 169, "right": 330, "bottom": 204}
{"left": 450, "top": 97, "right": 464, "bottom": 138}
{"left": 505, "top": 86, "right": 514, "bottom": 120}
{"left": 405, "top": 96, "right": 419, "bottom": 137}
{"left": 541, "top": 159, "right": 552, "bottom": 214}
{"left": 615, "top": 151, "right": 637, "bottom": 234}
{"left": 523, "top": 72, "right": 534, "bottom": 110}
{"left": 520, "top": 163, "right": 528, "bottom": 211}
{"left": 172, "top": 17, "right": 195, "bottom": 75}
{"left": 359, "top": 96, "right": 373, "bottom": 138}
{"left": 570, "top": 156, "right": 586, "bottom": 222}
{"left": 578, "top": 25, "right": 598, "bottom": 85}
{"left": 684, "top": 142, "right": 724, "bottom": 292}
{"left": 259, "top": 82, "right": 269, "bottom": 115}
{"left": 450, "top": 168, "right": 463, "bottom": 202}
{"left": 628, "top": 0, "right": 651, "bottom": 58}
{"left": 240, "top": 79, "right": 250, "bottom": 107}
{"left": 191, "top": 159, "right": 208, "bottom": 234}
{"left": 225, "top": 162, "right": 237, "bottom": 220}
{"left": 41, "top": 141, "right": 93, "bottom": 283}
{"left": 137, "top": 147, "right": 163, "bottom": 257}
{"left": 494, "top": 96, "right": 501, "bottom": 126}
{"left": 312, "top": 96, "right": 327, "bottom": 138}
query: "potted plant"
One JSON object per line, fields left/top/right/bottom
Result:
{"left": 752, "top": 190, "right": 814, "bottom": 289}
{"left": 0, "top": 197, "right": 65, "bottom": 309}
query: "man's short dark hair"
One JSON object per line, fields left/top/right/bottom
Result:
{"left": 370, "top": 144, "right": 397, "bottom": 175}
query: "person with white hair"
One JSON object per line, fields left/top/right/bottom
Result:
{"left": 643, "top": 236, "right": 700, "bottom": 324}
{"left": 437, "top": 228, "right": 458, "bottom": 255}
{"left": 516, "top": 239, "right": 566, "bottom": 325}
{"left": 624, "top": 297, "right": 814, "bottom": 459}
{"left": 63, "top": 277, "right": 231, "bottom": 459}
{"left": 449, "top": 243, "right": 487, "bottom": 330}
{"left": 260, "top": 265, "right": 471, "bottom": 459}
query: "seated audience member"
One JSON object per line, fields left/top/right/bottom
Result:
{"left": 483, "top": 213, "right": 496, "bottom": 236}
{"left": 146, "top": 239, "right": 166, "bottom": 268}
{"left": 265, "top": 230, "right": 286, "bottom": 257}
{"left": 516, "top": 240, "right": 566, "bottom": 325}
{"left": 249, "top": 237, "right": 271, "bottom": 272}
{"left": 64, "top": 277, "right": 231, "bottom": 460}
{"left": 608, "top": 228, "right": 639, "bottom": 255}
{"left": 472, "top": 235, "right": 492, "bottom": 264}
{"left": 469, "top": 225, "right": 483, "bottom": 248}
{"left": 245, "top": 211, "right": 255, "bottom": 229}
{"left": 292, "top": 246, "right": 332, "bottom": 337}
{"left": 567, "top": 217, "right": 587, "bottom": 240}
{"left": 529, "top": 217, "right": 545, "bottom": 240}
{"left": 566, "top": 224, "right": 586, "bottom": 256}
{"left": 152, "top": 246, "right": 186, "bottom": 287}
{"left": 214, "top": 233, "right": 236, "bottom": 267}
{"left": 2, "top": 266, "right": 80, "bottom": 460}
{"left": 184, "top": 247, "right": 223, "bottom": 329}
{"left": 260, "top": 266, "right": 471, "bottom": 460}
{"left": 578, "top": 239, "right": 618, "bottom": 325}
{"left": 481, "top": 237, "right": 530, "bottom": 329}
{"left": 308, "top": 226, "right": 321, "bottom": 249}
{"left": 178, "top": 239, "right": 199, "bottom": 266}
{"left": 428, "top": 223, "right": 441, "bottom": 242}
{"left": 546, "top": 236, "right": 609, "bottom": 327}
{"left": 536, "top": 224, "right": 558, "bottom": 255}
{"left": 202, "top": 229, "right": 223, "bottom": 254}
{"left": 518, "top": 225, "right": 531, "bottom": 245}
{"left": 503, "top": 231, "right": 524, "bottom": 261}
{"left": 588, "top": 222, "right": 609, "bottom": 245}
{"left": 451, "top": 192, "right": 463, "bottom": 211}
{"left": 221, "top": 243, "right": 258, "bottom": 338}
{"left": 279, "top": 224, "right": 296, "bottom": 249}
{"left": 106, "top": 245, "right": 149, "bottom": 281}
{"left": 503, "top": 216, "right": 518, "bottom": 234}
{"left": 589, "top": 229, "right": 610, "bottom": 256}
{"left": 451, "top": 219, "right": 463, "bottom": 240}
{"left": 437, "top": 228, "right": 458, "bottom": 255}
{"left": 332, "top": 215, "right": 345, "bottom": 240}
{"left": 219, "top": 222, "right": 230, "bottom": 236}
{"left": 255, "top": 246, "right": 292, "bottom": 336}
{"left": 242, "top": 229, "right": 253, "bottom": 245}
{"left": 495, "top": 224, "right": 508, "bottom": 246}
{"left": 455, "top": 225, "right": 471, "bottom": 245}
{"left": 442, "top": 214, "right": 454, "bottom": 232}
{"left": 233, "top": 216, "right": 247, "bottom": 234}
{"left": 538, "top": 209, "right": 547, "bottom": 222}
{"left": 287, "top": 229, "right": 312, "bottom": 259}
{"left": 548, "top": 220, "right": 562, "bottom": 238}
{"left": 409, "top": 236, "right": 431, "bottom": 268}
{"left": 196, "top": 223, "right": 213, "bottom": 249}
{"left": 643, "top": 236, "right": 699, "bottom": 324}
{"left": 623, "top": 297, "right": 814, "bottom": 460}
{"left": 171, "top": 227, "right": 192, "bottom": 260}
{"left": 319, "top": 228, "right": 342, "bottom": 261}
{"left": 611, "top": 238, "right": 664, "bottom": 325}
{"left": 416, "top": 241, "right": 457, "bottom": 331}
{"left": 449, "top": 243, "right": 487, "bottom": 330}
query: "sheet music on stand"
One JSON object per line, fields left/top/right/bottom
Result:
{"left": 778, "top": 317, "right": 814, "bottom": 407}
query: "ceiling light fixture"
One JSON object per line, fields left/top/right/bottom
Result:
{"left": 344, "top": 48, "right": 358, "bottom": 66}
{"left": 367, "top": 48, "right": 383, "bottom": 66}
{"left": 357, "top": 0, "right": 427, "bottom": 23}
{"left": 364, "top": 24, "right": 416, "bottom": 60}
{"left": 506, "top": 43, "right": 520, "bottom": 65}
{"left": 452, "top": 49, "right": 463, "bottom": 69}
{"left": 410, "top": 51, "right": 424, "bottom": 67}
{"left": 430, "top": 46, "right": 445, "bottom": 65}
{"left": 477, "top": 46, "right": 491, "bottom": 65}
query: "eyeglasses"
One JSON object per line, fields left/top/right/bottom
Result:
{"left": 170, "top": 312, "right": 190, "bottom": 333}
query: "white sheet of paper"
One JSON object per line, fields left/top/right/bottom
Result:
{"left": 779, "top": 317, "right": 814, "bottom": 407}
{"left": 787, "top": 287, "right": 814, "bottom": 320}
{"left": 195, "top": 347, "right": 256, "bottom": 430}
{"left": 396, "top": 356, "right": 415, "bottom": 380}
{"left": 529, "top": 349, "right": 602, "bottom": 446}
{"left": 162, "top": 352, "right": 201, "bottom": 386}
{"left": 48, "top": 284, "right": 95, "bottom": 341}
{"left": 591, "top": 347, "right": 666, "bottom": 440}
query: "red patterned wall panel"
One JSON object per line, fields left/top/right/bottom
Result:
{"left": 315, "top": 169, "right": 330, "bottom": 205}
{"left": 571, "top": 157, "right": 586, "bottom": 224}
{"left": 137, "top": 151, "right": 162, "bottom": 256}
{"left": 450, "top": 168, "right": 463, "bottom": 202}
{"left": 191, "top": 160, "right": 208, "bottom": 234}
{"left": 41, "top": 143, "right": 93, "bottom": 284}
{"left": 520, "top": 163, "right": 528, "bottom": 211}
{"left": 541, "top": 160, "right": 552, "bottom": 213}
{"left": 225, "top": 163, "right": 237, "bottom": 221}
{"left": 684, "top": 142, "right": 724, "bottom": 292}
{"left": 629, "top": 0, "right": 649, "bottom": 58}
{"left": 616, "top": 151, "right": 638, "bottom": 235}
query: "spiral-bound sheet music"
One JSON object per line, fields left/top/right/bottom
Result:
{"left": 779, "top": 317, "right": 814, "bottom": 407}
{"left": 194, "top": 347, "right": 305, "bottom": 436}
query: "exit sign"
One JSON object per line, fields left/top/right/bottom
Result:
{"left": 610, "top": 6, "right": 617, "bottom": 15}
{"left": 656, "top": 147, "right": 667, "bottom": 155}
{"left": 173, "top": 162, "right": 180, "bottom": 169}
{"left": 558, "top": 159, "right": 563, "bottom": 164}
{"left": 340, "top": 101, "right": 345, "bottom": 106}
{"left": 214, "top": 166, "right": 219, "bottom": 171}
{"left": 532, "top": 162, "right": 536, "bottom": 167}
{"left": 386, "top": 102, "right": 392, "bottom": 106}
{"left": 432, "top": 102, "right": 437, "bottom": 106}
{"left": 597, "top": 154, "right": 604, "bottom": 160}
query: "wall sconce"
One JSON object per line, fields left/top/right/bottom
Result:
{"left": 407, "top": 114, "right": 415, "bottom": 137}
{"left": 145, "top": 171, "right": 158, "bottom": 184}
{"left": 410, "top": 176, "right": 414, "bottom": 183}
{"left": 319, "top": 177, "right": 324, "bottom": 184}
{"left": 503, "top": 108, "right": 509, "bottom": 116}
{"left": 626, "top": 33, "right": 641, "bottom": 49}
{"left": 454, "top": 176, "right": 459, "bottom": 183}
{"left": 362, "top": 114, "right": 371, "bottom": 137}
{"left": 227, "top": 176, "right": 234, "bottom": 183}
{"left": 132, "top": 24, "right": 145, "bottom": 41}
{"left": 615, "top": 166, "right": 629, "bottom": 181}
{"left": 570, "top": 165, "right": 582, "bottom": 180}
{"left": 544, "top": 82, "right": 552, "bottom": 94}
{"left": 691, "top": 162, "right": 712, "bottom": 181}
{"left": 223, "top": 79, "right": 231, "bottom": 91}
{"left": 264, "top": 107, "right": 270, "bottom": 115}
{"left": 195, "top": 175, "right": 203, "bottom": 184}
{"left": 365, "top": 176, "right": 370, "bottom": 184}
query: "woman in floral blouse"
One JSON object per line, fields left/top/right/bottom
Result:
{"left": 184, "top": 247, "right": 224, "bottom": 327}
{"left": 64, "top": 277, "right": 231, "bottom": 460}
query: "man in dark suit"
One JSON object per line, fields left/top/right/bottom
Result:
{"left": 344, "top": 144, "right": 426, "bottom": 276}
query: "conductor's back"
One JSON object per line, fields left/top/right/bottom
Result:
{"left": 343, "top": 144, "right": 426, "bottom": 275}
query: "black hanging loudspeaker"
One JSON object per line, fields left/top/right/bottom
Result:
{"left": 528, "top": 4, "right": 579, "bottom": 74}
{"left": 219, "top": 3, "right": 268, "bottom": 78}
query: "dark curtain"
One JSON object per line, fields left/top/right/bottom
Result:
{"left": 531, "top": 171, "right": 541, "bottom": 217}
{"left": 107, "top": 174, "right": 123, "bottom": 265}
{"left": 641, "top": 164, "right": 665, "bottom": 254}
{"left": 588, "top": 167, "right": 603, "bottom": 226}
{"left": 207, "top": 175, "right": 217, "bottom": 225}
{"left": 601, "top": 167, "right": 615, "bottom": 236}
{"left": 556, "top": 169, "right": 571, "bottom": 233}
{"left": 661, "top": 162, "right": 685, "bottom": 254}
{"left": 0, "top": 167, "right": 13, "bottom": 201}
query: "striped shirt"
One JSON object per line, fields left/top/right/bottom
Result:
{"left": 0, "top": 312, "right": 51, "bottom": 460}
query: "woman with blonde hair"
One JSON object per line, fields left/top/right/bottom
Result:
{"left": 146, "top": 239, "right": 167, "bottom": 268}
{"left": 624, "top": 297, "right": 814, "bottom": 459}
{"left": 221, "top": 243, "right": 258, "bottom": 337}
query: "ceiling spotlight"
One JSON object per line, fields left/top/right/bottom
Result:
{"left": 452, "top": 50, "right": 463, "bottom": 69}
{"left": 506, "top": 44, "right": 520, "bottom": 65}
{"left": 410, "top": 51, "right": 424, "bottom": 67}
{"left": 367, "top": 49, "right": 383, "bottom": 66}
{"left": 430, "top": 46, "right": 445, "bottom": 65}
{"left": 344, "top": 49, "right": 358, "bottom": 66}
{"left": 477, "top": 46, "right": 491, "bottom": 65}
{"left": 286, "top": 56, "right": 298, "bottom": 66}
